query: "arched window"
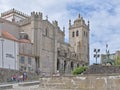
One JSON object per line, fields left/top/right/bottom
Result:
{"left": 77, "top": 63, "right": 79, "bottom": 67}
{"left": 72, "top": 31, "right": 74, "bottom": 37}
{"left": 71, "top": 62, "right": 74, "bottom": 70}
{"left": 76, "top": 30, "right": 79, "bottom": 36}
{"left": 64, "top": 61, "right": 66, "bottom": 72}
{"left": 58, "top": 50, "right": 60, "bottom": 55}
{"left": 57, "top": 59, "right": 60, "bottom": 70}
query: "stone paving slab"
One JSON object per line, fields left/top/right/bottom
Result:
{"left": 0, "top": 84, "right": 13, "bottom": 89}
{"left": 6, "top": 85, "right": 39, "bottom": 90}
{"left": 0, "top": 81, "right": 39, "bottom": 90}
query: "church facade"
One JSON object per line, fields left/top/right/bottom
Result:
{"left": 0, "top": 9, "right": 89, "bottom": 75}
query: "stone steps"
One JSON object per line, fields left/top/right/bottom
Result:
{"left": 0, "top": 84, "right": 13, "bottom": 89}
{"left": 0, "top": 81, "right": 39, "bottom": 90}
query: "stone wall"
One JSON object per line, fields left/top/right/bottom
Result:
{"left": 0, "top": 68, "right": 39, "bottom": 83}
{"left": 84, "top": 65, "right": 120, "bottom": 74}
{"left": 33, "top": 75, "right": 120, "bottom": 90}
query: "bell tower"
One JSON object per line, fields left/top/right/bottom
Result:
{"left": 69, "top": 14, "right": 90, "bottom": 65}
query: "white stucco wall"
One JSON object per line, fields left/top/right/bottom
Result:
{"left": 0, "top": 38, "right": 19, "bottom": 70}
{"left": 0, "top": 38, "right": 2, "bottom": 67}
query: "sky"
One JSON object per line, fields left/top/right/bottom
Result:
{"left": 0, "top": 0, "right": 120, "bottom": 65}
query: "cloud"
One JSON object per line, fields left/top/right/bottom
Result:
{"left": 0, "top": 0, "right": 120, "bottom": 65}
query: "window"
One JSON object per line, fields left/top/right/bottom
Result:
{"left": 71, "top": 62, "right": 74, "bottom": 70}
{"left": 86, "top": 32, "right": 88, "bottom": 37}
{"left": 20, "top": 56, "right": 25, "bottom": 64}
{"left": 72, "top": 31, "right": 74, "bottom": 37}
{"left": 65, "top": 53, "right": 67, "bottom": 57}
{"left": 28, "top": 57, "right": 31, "bottom": 65}
{"left": 58, "top": 50, "right": 60, "bottom": 56}
{"left": 24, "top": 34, "right": 28, "bottom": 39}
{"left": 64, "top": 61, "right": 66, "bottom": 72}
{"left": 28, "top": 67, "right": 32, "bottom": 71}
{"left": 77, "top": 63, "right": 79, "bottom": 67}
{"left": 76, "top": 30, "right": 79, "bottom": 36}
{"left": 19, "top": 66, "right": 23, "bottom": 71}
{"left": 45, "top": 28, "right": 48, "bottom": 36}
{"left": 57, "top": 59, "right": 60, "bottom": 70}
{"left": 84, "top": 31, "right": 85, "bottom": 36}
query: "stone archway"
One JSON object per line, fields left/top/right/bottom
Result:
{"left": 71, "top": 62, "right": 74, "bottom": 71}
{"left": 77, "top": 63, "right": 79, "bottom": 67}
{"left": 64, "top": 61, "right": 66, "bottom": 72}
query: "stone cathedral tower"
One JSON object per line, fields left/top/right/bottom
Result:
{"left": 69, "top": 14, "right": 89, "bottom": 65}
{"left": 0, "top": 8, "right": 90, "bottom": 74}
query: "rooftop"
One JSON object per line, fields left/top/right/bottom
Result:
{"left": 2, "top": 30, "right": 17, "bottom": 41}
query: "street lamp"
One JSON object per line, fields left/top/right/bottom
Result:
{"left": 93, "top": 48, "right": 100, "bottom": 64}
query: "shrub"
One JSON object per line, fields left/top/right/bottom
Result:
{"left": 72, "top": 66, "right": 87, "bottom": 75}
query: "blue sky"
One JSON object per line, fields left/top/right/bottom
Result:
{"left": 0, "top": 0, "right": 120, "bottom": 64}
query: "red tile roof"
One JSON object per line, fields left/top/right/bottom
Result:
{"left": 1, "top": 30, "right": 31, "bottom": 43}
{"left": 2, "top": 30, "right": 17, "bottom": 41}
{"left": 19, "top": 39, "right": 31, "bottom": 43}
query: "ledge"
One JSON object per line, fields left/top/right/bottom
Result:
{"left": 0, "top": 84, "right": 13, "bottom": 89}
{"left": 18, "top": 81, "right": 39, "bottom": 86}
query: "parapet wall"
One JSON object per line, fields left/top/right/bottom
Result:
{"left": 36, "top": 75, "right": 120, "bottom": 90}
{"left": 0, "top": 68, "right": 39, "bottom": 83}
{"left": 84, "top": 65, "right": 120, "bottom": 74}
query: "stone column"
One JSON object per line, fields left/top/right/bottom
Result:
{"left": 66, "top": 61, "right": 71, "bottom": 74}
{"left": 59, "top": 59, "right": 64, "bottom": 74}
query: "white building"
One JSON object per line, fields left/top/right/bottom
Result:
{"left": 0, "top": 30, "right": 19, "bottom": 70}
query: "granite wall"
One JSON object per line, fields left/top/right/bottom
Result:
{"left": 0, "top": 68, "right": 39, "bottom": 83}
{"left": 33, "top": 75, "right": 120, "bottom": 90}
{"left": 84, "top": 65, "right": 120, "bottom": 74}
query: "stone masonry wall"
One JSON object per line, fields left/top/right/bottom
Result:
{"left": 33, "top": 75, "right": 120, "bottom": 90}
{"left": 84, "top": 65, "right": 120, "bottom": 74}
{"left": 0, "top": 68, "right": 39, "bottom": 83}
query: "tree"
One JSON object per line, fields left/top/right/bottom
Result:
{"left": 72, "top": 66, "right": 87, "bottom": 75}
{"left": 115, "top": 57, "right": 120, "bottom": 66}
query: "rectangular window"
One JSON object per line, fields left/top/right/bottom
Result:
{"left": 28, "top": 67, "right": 31, "bottom": 71}
{"left": 72, "top": 32, "right": 74, "bottom": 37}
{"left": 84, "top": 31, "right": 85, "bottom": 36}
{"left": 76, "top": 31, "right": 79, "bottom": 36}
{"left": 28, "top": 57, "right": 31, "bottom": 65}
{"left": 20, "top": 56, "right": 25, "bottom": 64}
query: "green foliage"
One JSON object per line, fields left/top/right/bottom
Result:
{"left": 72, "top": 66, "right": 87, "bottom": 75}
{"left": 115, "top": 57, "right": 120, "bottom": 66}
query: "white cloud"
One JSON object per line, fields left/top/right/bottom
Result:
{"left": 0, "top": 0, "right": 120, "bottom": 65}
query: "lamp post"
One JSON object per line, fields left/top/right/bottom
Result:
{"left": 93, "top": 48, "right": 100, "bottom": 64}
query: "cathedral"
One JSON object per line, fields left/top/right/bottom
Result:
{"left": 0, "top": 9, "right": 89, "bottom": 75}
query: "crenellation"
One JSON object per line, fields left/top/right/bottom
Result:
{"left": 52, "top": 20, "right": 58, "bottom": 27}
{"left": 31, "top": 11, "right": 42, "bottom": 20}
{"left": 1, "top": 8, "right": 29, "bottom": 18}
